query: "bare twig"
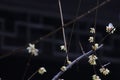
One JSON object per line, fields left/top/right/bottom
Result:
{"left": 102, "top": 62, "right": 111, "bottom": 67}
{"left": 78, "top": 42, "right": 85, "bottom": 54}
{"left": 58, "top": 0, "right": 69, "bottom": 61}
{"left": 52, "top": 44, "right": 103, "bottom": 80}
{"left": 22, "top": 55, "right": 32, "bottom": 80}
{"left": 27, "top": 69, "right": 38, "bottom": 80}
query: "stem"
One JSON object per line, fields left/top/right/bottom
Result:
{"left": 78, "top": 42, "right": 85, "bottom": 54}
{"left": 27, "top": 70, "right": 38, "bottom": 80}
{"left": 102, "top": 62, "right": 111, "bottom": 67}
{"left": 52, "top": 44, "right": 103, "bottom": 80}
{"left": 21, "top": 55, "right": 32, "bottom": 80}
{"left": 58, "top": 0, "right": 68, "bottom": 53}
{"left": 58, "top": 0, "right": 69, "bottom": 61}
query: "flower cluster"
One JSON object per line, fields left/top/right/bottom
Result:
{"left": 88, "top": 24, "right": 112, "bottom": 80}
{"left": 99, "top": 67, "right": 110, "bottom": 76}
{"left": 106, "top": 23, "right": 116, "bottom": 34}
{"left": 92, "top": 74, "right": 101, "bottom": 80}
{"left": 38, "top": 67, "right": 47, "bottom": 75}
{"left": 27, "top": 43, "right": 39, "bottom": 56}
{"left": 88, "top": 54, "right": 98, "bottom": 65}
{"left": 88, "top": 28, "right": 99, "bottom": 50}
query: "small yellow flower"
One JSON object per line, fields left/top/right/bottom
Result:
{"left": 92, "top": 74, "right": 101, "bottom": 80}
{"left": 90, "top": 28, "right": 95, "bottom": 34}
{"left": 92, "top": 43, "right": 99, "bottom": 50}
{"left": 106, "top": 23, "right": 116, "bottom": 34}
{"left": 60, "top": 45, "right": 66, "bottom": 51}
{"left": 88, "top": 59, "right": 97, "bottom": 65}
{"left": 88, "top": 36, "right": 94, "bottom": 43}
{"left": 60, "top": 66, "right": 67, "bottom": 71}
{"left": 38, "top": 67, "right": 47, "bottom": 75}
{"left": 99, "top": 67, "right": 110, "bottom": 76}
{"left": 88, "top": 54, "right": 98, "bottom": 65}
{"left": 89, "top": 54, "right": 98, "bottom": 60}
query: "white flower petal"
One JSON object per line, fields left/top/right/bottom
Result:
{"left": 106, "top": 23, "right": 115, "bottom": 34}
{"left": 27, "top": 43, "right": 39, "bottom": 56}
{"left": 60, "top": 66, "right": 67, "bottom": 71}
{"left": 38, "top": 67, "right": 47, "bottom": 75}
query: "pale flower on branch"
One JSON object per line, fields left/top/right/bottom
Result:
{"left": 88, "top": 54, "right": 98, "bottom": 65}
{"left": 27, "top": 43, "right": 39, "bottom": 56}
{"left": 106, "top": 23, "right": 116, "bottom": 34}
{"left": 88, "top": 59, "right": 97, "bottom": 65}
{"left": 92, "top": 74, "right": 101, "bottom": 80}
{"left": 92, "top": 43, "right": 99, "bottom": 50}
{"left": 38, "top": 67, "right": 47, "bottom": 75}
{"left": 99, "top": 67, "right": 110, "bottom": 76}
{"left": 90, "top": 28, "right": 95, "bottom": 34}
{"left": 89, "top": 54, "right": 98, "bottom": 60}
{"left": 88, "top": 36, "right": 94, "bottom": 43}
{"left": 60, "top": 45, "right": 66, "bottom": 51}
{"left": 60, "top": 66, "right": 67, "bottom": 72}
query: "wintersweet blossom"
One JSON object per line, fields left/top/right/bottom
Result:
{"left": 27, "top": 43, "right": 39, "bottom": 56}
{"left": 90, "top": 28, "right": 95, "bottom": 34}
{"left": 88, "top": 54, "right": 98, "bottom": 65}
{"left": 60, "top": 66, "right": 67, "bottom": 71}
{"left": 88, "top": 59, "right": 97, "bottom": 65}
{"left": 106, "top": 23, "right": 116, "bottom": 34}
{"left": 38, "top": 67, "right": 47, "bottom": 75}
{"left": 60, "top": 45, "right": 66, "bottom": 51}
{"left": 92, "top": 74, "right": 101, "bottom": 80}
{"left": 88, "top": 36, "right": 94, "bottom": 43}
{"left": 92, "top": 43, "right": 99, "bottom": 50}
{"left": 99, "top": 67, "right": 110, "bottom": 76}
{"left": 89, "top": 54, "right": 98, "bottom": 60}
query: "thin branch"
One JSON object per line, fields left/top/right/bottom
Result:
{"left": 21, "top": 55, "right": 32, "bottom": 80}
{"left": 27, "top": 69, "right": 38, "bottom": 80}
{"left": 102, "top": 62, "right": 111, "bottom": 67}
{"left": 58, "top": 0, "right": 68, "bottom": 53}
{"left": 58, "top": 0, "right": 64, "bottom": 26}
{"left": 52, "top": 44, "right": 103, "bottom": 80}
{"left": 78, "top": 41, "right": 85, "bottom": 54}
{"left": 58, "top": 0, "right": 69, "bottom": 61}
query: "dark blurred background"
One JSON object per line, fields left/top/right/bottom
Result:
{"left": 0, "top": 0, "right": 120, "bottom": 80}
